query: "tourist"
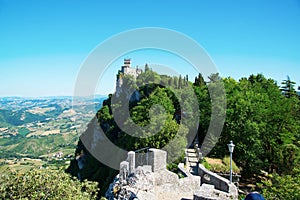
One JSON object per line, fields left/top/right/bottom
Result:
{"left": 245, "top": 192, "right": 265, "bottom": 200}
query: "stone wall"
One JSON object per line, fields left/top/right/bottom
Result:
{"left": 148, "top": 148, "right": 167, "bottom": 172}
{"left": 193, "top": 184, "right": 236, "bottom": 200}
{"left": 198, "top": 164, "right": 238, "bottom": 198}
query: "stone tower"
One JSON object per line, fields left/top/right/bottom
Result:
{"left": 116, "top": 59, "right": 143, "bottom": 97}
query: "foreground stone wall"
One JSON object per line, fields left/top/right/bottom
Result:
{"left": 194, "top": 184, "right": 237, "bottom": 200}
{"left": 198, "top": 164, "right": 238, "bottom": 198}
{"left": 148, "top": 148, "right": 167, "bottom": 172}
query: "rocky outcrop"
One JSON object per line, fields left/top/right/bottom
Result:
{"left": 105, "top": 149, "right": 200, "bottom": 200}
{"left": 106, "top": 166, "right": 201, "bottom": 200}
{"left": 105, "top": 149, "right": 239, "bottom": 200}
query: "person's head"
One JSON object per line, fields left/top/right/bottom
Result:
{"left": 245, "top": 192, "right": 265, "bottom": 200}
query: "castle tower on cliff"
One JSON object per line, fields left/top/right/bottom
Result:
{"left": 116, "top": 59, "right": 143, "bottom": 97}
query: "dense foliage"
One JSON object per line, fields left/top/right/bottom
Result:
{"left": 258, "top": 168, "right": 300, "bottom": 199}
{"left": 204, "top": 74, "right": 300, "bottom": 198}
{"left": 208, "top": 74, "right": 300, "bottom": 178}
{"left": 67, "top": 66, "right": 300, "bottom": 198}
{"left": 0, "top": 169, "right": 99, "bottom": 200}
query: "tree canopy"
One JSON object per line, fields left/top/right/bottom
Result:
{"left": 67, "top": 69, "right": 300, "bottom": 198}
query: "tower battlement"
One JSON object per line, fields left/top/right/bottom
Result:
{"left": 123, "top": 58, "right": 131, "bottom": 67}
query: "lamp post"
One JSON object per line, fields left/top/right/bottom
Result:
{"left": 227, "top": 140, "right": 235, "bottom": 183}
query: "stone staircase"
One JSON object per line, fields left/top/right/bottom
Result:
{"left": 186, "top": 148, "right": 199, "bottom": 175}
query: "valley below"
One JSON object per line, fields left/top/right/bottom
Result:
{"left": 0, "top": 96, "right": 105, "bottom": 171}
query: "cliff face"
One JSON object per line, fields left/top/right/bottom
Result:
{"left": 66, "top": 122, "right": 117, "bottom": 196}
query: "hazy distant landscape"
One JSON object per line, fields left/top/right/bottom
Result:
{"left": 0, "top": 96, "right": 105, "bottom": 171}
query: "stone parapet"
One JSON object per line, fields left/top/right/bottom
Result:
{"left": 198, "top": 164, "right": 238, "bottom": 199}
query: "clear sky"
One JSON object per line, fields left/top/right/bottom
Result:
{"left": 0, "top": 0, "right": 299, "bottom": 97}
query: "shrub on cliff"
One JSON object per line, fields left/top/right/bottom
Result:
{"left": 0, "top": 168, "right": 99, "bottom": 200}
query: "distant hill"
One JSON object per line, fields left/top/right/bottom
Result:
{"left": 0, "top": 96, "right": 106, "bottom": 126}
{"left": 0, "top": 96, "right": 106, "bottom": 159}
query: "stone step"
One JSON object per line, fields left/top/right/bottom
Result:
{"left": 189, "top": 159, "right": 198, "bottom": 163}
{"left": 185, "top": 148, "right": 199, "bottom": 176}
{"left": 186, "top": 149, "right": 196, "bottom": 153}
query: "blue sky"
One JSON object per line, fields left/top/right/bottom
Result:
{"left": 0, "top": 0, "right": 299, "bottom": 96}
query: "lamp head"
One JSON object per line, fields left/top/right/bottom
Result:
{"left": 228, "top": 140, "right": 235, "bottom": 153}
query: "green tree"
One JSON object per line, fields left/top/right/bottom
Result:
{"left": 173, "top": 77, "right": 178, "bottom": 88}
{"left": 178, "top": 75, "right": 183, "bottom": 89}
{"left": 209, "top": 74, "right": 300, "bottom": 177}
{"left": 0, "top": 169, "right": 99, "bottom": 200}
{"left": 193, "top": 76, "right": 211, "bottom": 146}
{"left": 208, "top": 73, "right": 222, "bottom": 83}
{"left": 281, "top": 76, "right": 297, "bottom": 98}
{"left": 194, "top": 73, "right": 205, "bottom": 86}
{"left": 144, "top": 63, "right": 150, "bottom": 72}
